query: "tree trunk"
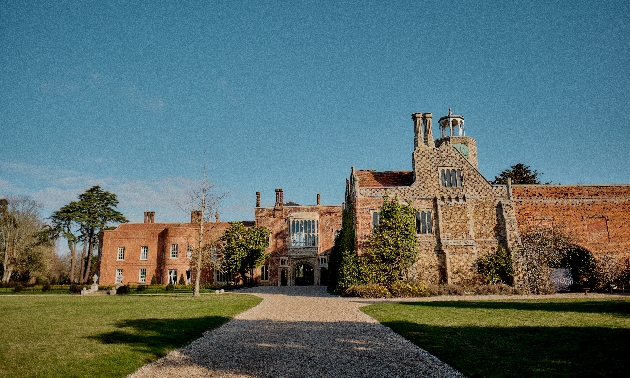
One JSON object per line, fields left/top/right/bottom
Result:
{"left": 78, "top": 236, "right": 87, "bottom": 283}
{"left": 82, "top": 238, "right": 94, "bottom": 283}
{"left": 68, "top": 239, "right": 76, "bottom": 284}
{"left": 2, "top": 244, "right": 13, "bottom": 283}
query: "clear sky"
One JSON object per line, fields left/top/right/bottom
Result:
{"left": 2, "top": 0, "right": 629, "bottom": 224}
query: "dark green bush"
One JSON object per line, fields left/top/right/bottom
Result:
{"left": 42, "top": 284, "right": 51, "bottom": 292}
{"left": 69, "top": 284, "right": 82, "bottom": 294}
{"left": 476, "top": 246, "right": 514, "bottom": 284}
{"left": 136, "top": 285, "right": 147, "bottom": 292}
{"left": 344, "top": 283, "right": 391, "bottom": 298}
{"left": 13, "top": 284, "right": 23, "bottom": 293}
{"left": 165, "top": 284, "right": 175, "bottom": 291}
{"left": 116, "top": 285, "right": 130, "bottom": 295}
{"left": 178, "top": 274, "right": 186, "bottom": 285}
{"left": 150, "top": 275, "right": 157, "bottom": 285}
{"left": 388, "top": 281, "right": 430, "bottom": 297}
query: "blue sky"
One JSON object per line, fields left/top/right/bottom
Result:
{"left": 2, "top": 0, "right": 629, "bottom": 224}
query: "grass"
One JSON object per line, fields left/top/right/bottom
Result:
{"left": 0, "top": 293, "right": 261, "bottom": 378}
{"left": 362, "top": 298, "right": 630, "bottom": 378}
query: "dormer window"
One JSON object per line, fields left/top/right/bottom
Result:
{"left": 440, "top": 168, "right": 463, "bottom": 188}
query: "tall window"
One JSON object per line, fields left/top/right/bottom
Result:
{"left": 140, "top": 246, "right": 148, "bottom": 260}
{"left": 116, "top": 269, "right": 123, "bottom": 283}
{"left": 440, "top": 168, "right": 463, "bottom": 187}
{"left": 168, "top": 269, "right": 178, "bottom": 285}
{"left": 215, "top": 270, "right": 230, "bottom": 283}
{"left": 186, "top": 245, "right": 193, "bottom": 259}
{"left": 416, "top": 211, "right": 433, "bottom": 234}
{"left": 290, "top": 219, "right": 318, "bottom": 247}
{"left": 139, "top": 268, "right": 146, "bottom": 283}
{"left": 170, "top": 244, "right": 178, "bottom": 258}
{"left": 372, "top": 211, "right": 381, "bottom": 230}
{"left": 117, "top": 247, "right": 125, "bottom": 260}
{"left": 260, "top": 265, "right": 269, "bottom": 281}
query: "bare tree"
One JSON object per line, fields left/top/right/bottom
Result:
{"left": 184, "top": 168, "right": 226, "bottom": 297}
{"left": 0, "top": 197, "right": 53, "bottom": 283}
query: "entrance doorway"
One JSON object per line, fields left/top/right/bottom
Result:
{"left": 280, "top": 269, "right": 288, "bottom": 286}
{"left": 294, "top": 264, "right": 314, "bottom": 286}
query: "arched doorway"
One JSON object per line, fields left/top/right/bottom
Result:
{"left": 280, "top": 269, "right": 288, "bottom": 286}
{"left": 294, "top": 264, "right": 314, "bottom": 286}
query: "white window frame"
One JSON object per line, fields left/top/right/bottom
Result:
{"left": 140, "top": 246, "right": 148, "bottom": 260}
{"left": 186, "top": 245, "right": 193, "bottom": 259}
{"left": 168, "top": 269, "right": 178, "bottom": 285}
{"left": 116, "top": 269, "right": 123, "bottom": 283}
{"left": 139, "top": 268, "right": 147, "bottom": 283}
{"left": 261, "top": 264, "right": 269, "bottom": 281}
{"left": 117, "top": 247, "right": 125, "bottom": 260}
{"left": 170, "top": 244, "right": 178, "bottom": 259}
{"left": 289, "top": 219, "right": 318, "bottom": 247}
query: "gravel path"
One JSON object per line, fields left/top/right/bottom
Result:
{"left": 129, "top": 286, "right": 464, "bottom": 378}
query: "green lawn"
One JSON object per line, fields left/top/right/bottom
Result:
{"left": 362, "top": 298, "right": 630, "bottom": 378}
{"left": 0, "top": 294, "right": 261, "bottom": 378}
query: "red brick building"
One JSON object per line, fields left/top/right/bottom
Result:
{"left": 99, "top": 110, "right": 630, "bottom": 286}
{"left": 98, "top": 211, "right": 233, "bottom": 286}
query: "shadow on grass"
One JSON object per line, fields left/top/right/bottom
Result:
{"left": 90, "top": 316, "right": 230, "bottom": 360}
{"left": 397, "top": 299, "right": 630, "bottom": 317}
{"left": 382, "top": 320, "right": 630, "bottom": 378}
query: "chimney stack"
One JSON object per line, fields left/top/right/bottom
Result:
{"left": 256, "top": 192, "right": 261, "bottom": 207}
{"left": 275, "top": 188, "right": 284, "bottom": 209}
{"left": 144, "top": 211, "right": 155, "bottom": 224}
{"left": 215, "top": 213, "right": 220, "bottom": 222}
{"left": 317, "top": 193, "right": 321, "bottom": 205}
{"left": 191, "top": 210, "right": 202, "bottom": 223}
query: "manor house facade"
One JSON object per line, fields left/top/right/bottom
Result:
{"left": 98, "top": 110, "right": 630, "bottom": 286}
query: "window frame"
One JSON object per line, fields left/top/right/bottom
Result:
{"left": 140, "top": 246, "right": 148, "bottom": 260}
{"left": 415, "top": 210, "right": 434, "bottom": 235}
{"left": 116, "top": 269, "right": 123, "bottom": 283}
{"left": 139, "top": 268, "right": 147, "bottom": 283}
{"left": 117, "top": 247, "right": 125, "bottom": 260}
{"left": 170, "top": 244, "right": 178, "bottom": 259}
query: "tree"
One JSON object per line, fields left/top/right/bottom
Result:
{"left": 361, "top": 196, "right": 418, "bottom": 284}
{"left": 185, "top": 169, "right": 226, "bottom": 297}
{"left": 219, "top": 222, "right": 270, "bottom": 285}
{"left": 476, "top": 246, "right": 514, "bottom": 284}
{"left": 513, "top": 228, "right": 574, "bottom": 294}
{"left": 50, "top": 186, "right": 127, "bottom": 283}
{"left": 0, "top": 197, "right": 54, "bottom": 283}
{"left": 328, "top": 203, "right": 359, "bottom": 293}
{"left": 50, "top": 201, "right": 82, "bottom": 283}
{"left": 492, "top": 163, "right": 546, "bottom": 185}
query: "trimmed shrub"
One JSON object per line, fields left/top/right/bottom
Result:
{"left": 473, "top": 284, "right": 521, "bottom": 295}
{"left": 116, "top": 285, "right": 130, "bottom": 295}
{"left": 150, "top": 275, "right": 157, "bottom": 285}
{"left": 69, "top": 284, "right": 82, "bottom": 294}
{"left": 345, "top": 283, "right": 391, "bottom": 298}
{"left": 42, "top": 284, "right": 51, "bottom": 292}
{"left": 476, "top": 246, "right": 514, "bottom": 285}
{"left": 13, "top": 284, "right": 24, "bottom": 293}
{"left": 165, "top": 284, "right": 175, "bottom": 291}
{"left": 388, "top": 281, "right": 430, "bottom": 297}
{"left": 427, "top": 283, "right": 465, "bottom": 296}
{"left": 178, "top": 274, "right": 186, "bottom": 285}
{"left": 136, "top": 285, "right": 147, "bottom": 292}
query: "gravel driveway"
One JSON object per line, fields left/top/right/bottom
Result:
{"left": 129, "top": 286, "right": 464, "bottom": 378}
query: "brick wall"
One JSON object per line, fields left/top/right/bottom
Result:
{"left": 512, "top": 185, "right": 630, "bottom": 259}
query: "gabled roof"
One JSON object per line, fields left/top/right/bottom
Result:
{"left": 356, "top": 170, "right": 414, "bottom": 188}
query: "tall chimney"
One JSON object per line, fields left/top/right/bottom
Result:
{"left": 317, "top": 193, "right": 321, "bottom": 205}
{"left": 423, "top": 113, "right": 435, "bottom": 148}
{"left": 144, "top": 211, "right": 155, "bottom": 224}
{"left": 256, "top": 192, "right": 261, "bottom": 207}
{"left": 215, "top": 213, "right": 220, "bottom": 222}
{"left": 412, "top": 113, "right": 423, "bottom": 149}
{"left": 275, "top": 188, "right": 284, "bottom": 209}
